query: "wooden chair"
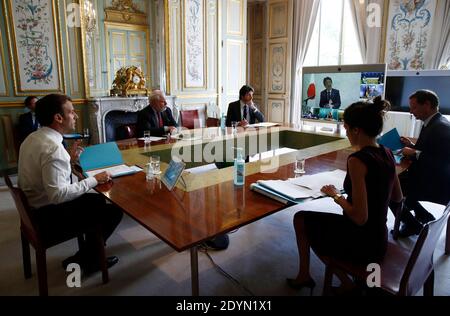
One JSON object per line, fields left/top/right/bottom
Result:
{"left": 180, "top": 109, "right": 200, "bottom": 129}
{"left": 206, "top": 117, "right": 220, "bottom": 127}
{"left": 321, "top": 202, "right": 450, "bottom": 296}
{"left": 4, "top": 175, "right": 108, "bottom": 296}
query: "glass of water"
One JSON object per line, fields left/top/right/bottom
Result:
{"left": 294, "top": 155, "right": 306, "bottom": 174}
{"left": 150, "top": 155, "right": 161, "bottom": 175}
{"left": 144, "top": 130, "right": 151, "bottom": 144}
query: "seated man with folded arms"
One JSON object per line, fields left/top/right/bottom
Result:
{"left": 136, "top": 90, "right": 178, "bottom": 137}
{"left": 18, "top": 94, "right": 123, "bottom": 273}
{"left": 397, "top": 90, "right": 450, "bottom": 237}
{"left": 226, "top": 85, "right": 265, "bottom": 127}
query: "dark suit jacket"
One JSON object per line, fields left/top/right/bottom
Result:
{"left": 408, "top": 113, "right": 450, "bottom": 205}
{"left": 319, "top": 89, "right": 341, "bottom": 109}
{"left": 18, "top": 112, "right": 38, "bottom": 143}
{"left": 225, "top": 101, "right": 265, "bottom": 127}
{"left": 136, "top": 106, "right": 178, "bottom": 137}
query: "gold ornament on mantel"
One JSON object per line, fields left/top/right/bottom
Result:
{"left": 109, "top": 0, "right": 142, "bottom": 13}
{"left": 110, "top": 66, "right": 148, "bottom": 97}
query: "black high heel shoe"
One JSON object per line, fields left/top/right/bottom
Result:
{"left": 286, "top": 278, "right": 316, "bottom": 295}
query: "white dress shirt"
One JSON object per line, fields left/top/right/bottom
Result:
{"left": 239, "top": 100, "right": 258, "bottom": 121}
{"left": 18, "top": 127, "right": 98, "bottom": 209}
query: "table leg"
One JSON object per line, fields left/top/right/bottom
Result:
{"left": 190, "top": 246, "right": 199, "bottom": 296}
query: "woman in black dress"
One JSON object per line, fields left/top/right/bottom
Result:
{"left": 287, "top": 97, "right": 403, "bottom": 292}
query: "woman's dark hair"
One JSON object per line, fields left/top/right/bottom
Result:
{"left": 239, "top": 85, "right": 254, "bottom": 99}
{"left": 343, "top": 96, "right": 390, "bottom": 137}
{"left": 24, "top": 96, "right": 38, "bottom": 108}
{"left": 35, "top": 94, "right": 72, "bottom": 127}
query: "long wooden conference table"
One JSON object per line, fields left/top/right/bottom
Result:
{"left": 91, "top": 125, "right": 406, "bottom": 295}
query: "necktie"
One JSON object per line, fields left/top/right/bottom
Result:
{"left": 243, "top": 105, "right": 248, "bottom": 121}
{"left": 158, "top": 112, "right": 164, "bottom": 128}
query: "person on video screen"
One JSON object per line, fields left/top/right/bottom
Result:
{"left": 319, "top": 77, "right": 341, "bottom": 109}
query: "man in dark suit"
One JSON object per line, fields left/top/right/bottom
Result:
{"left": 319, "top": 77, "right": 341, "bottom": 109}
{"left": 18, "top": 96, "right": 39, "bottom": 143}
{"left": 225, "top": 85, "right": 265, "bottom": 127}
{"left": 397, "top": 90, "right": 450, "bottom": 236}
{"left": 136, "top": 90, "right": 178, "bottom": 137}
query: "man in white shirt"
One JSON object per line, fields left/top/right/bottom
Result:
{"left": 18, "top": 94, "right": 123, "bottom": 273}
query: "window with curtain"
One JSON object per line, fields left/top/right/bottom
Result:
{"left": 304, "top": 0, "right": 363, "bottom": 66}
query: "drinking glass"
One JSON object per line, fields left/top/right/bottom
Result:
{"left": 294, "top": 156, "right": 306, "bottom": 174}
{"left": 144, "top": 130, "right": 151, "bottom": 144}
{"left": 150, "top": 155, "right": 161, "bottom": 175}
{"left": 231, "top": 121, "right": 237, "bottom": 134}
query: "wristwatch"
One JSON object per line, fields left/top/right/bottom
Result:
{"left": 332, "top": 193, "right": 343, "bottom": 202}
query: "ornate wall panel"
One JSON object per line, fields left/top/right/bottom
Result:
{"left": 4, "top": 0, "right": 65, "bottom": 95}
{"left": 183, "top": 0, "right": 206, "bottom": 88}
{"left": 268, "top": 1, "right": 287, "bottom": 39}
{"left": 384, "top": 0, "right": 436, "bottom": 70}
{"left": 267, "top": 99, "right": 284, "bottom": 123}
{"left": 268, "top": 42, "right": 287, "bottom": 94}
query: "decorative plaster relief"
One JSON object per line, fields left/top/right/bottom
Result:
{"left": 385, "top": 0, "right": 436, "bottom": 70}
{"left": 184, "top": 0, "right": 205, "bottom": 88}
{"left": 268, "top": 43, "right": 286, "bottom": 94}
{"left": 269, "top": 1, "right": 287, "bottom": 39}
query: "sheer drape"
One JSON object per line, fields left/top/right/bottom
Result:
{"left": 290, "top": 0, "right": 320, "bottom": 125}
{"left": 427, "top": 0, "right": 450, "bottom": 69}
{"left": 350, "top": 0, "right": 384, "bottom": 64}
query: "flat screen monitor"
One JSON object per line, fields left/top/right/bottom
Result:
{"left": 385, "top": 70, "right": 450, "bottom": 115}
{"left": 301, "top": 64, "right": 387, "bottom": 118}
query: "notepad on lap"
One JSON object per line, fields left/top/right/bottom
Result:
{"left": 79, "top": 142, "right": 141, "bottom": 178}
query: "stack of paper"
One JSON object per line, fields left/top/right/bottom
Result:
{"left": 251, "top": 169, "right": 347, "bottom": 204}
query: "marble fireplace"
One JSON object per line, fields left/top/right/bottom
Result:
{"left": 88, "top": 96, "right": 175, "bottom": 144}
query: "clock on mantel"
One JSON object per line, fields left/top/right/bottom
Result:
{"left": 110, "top": 66, "right": 149, "bottom": 97}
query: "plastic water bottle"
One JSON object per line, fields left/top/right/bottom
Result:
{"left": 234, "top": 147, "right": 245, "bottom": 186}
{"left": 220, "top": 113, "right": 226, "bottom": 130}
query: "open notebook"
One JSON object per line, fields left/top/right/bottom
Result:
{"left": 79, "top": 142, "right": 141, "bottom": 178}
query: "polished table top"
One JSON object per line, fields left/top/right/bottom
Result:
{"left": 93, "top": 126, "right": 357, "bottom": 252}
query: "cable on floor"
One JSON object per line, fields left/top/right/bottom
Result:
{"left": 198, "top": 244, "right": 255, "bottom": 296}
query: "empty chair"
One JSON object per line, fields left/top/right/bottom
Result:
{"left": 4, "top": 175, "right": 108, "bottom": 296}
{"left": 206, "top": 117, "right": 220, "bottom": 127}
{"left": 321, "top": 202, "right": 450, "bottom": 296}
{"left": 115, "top": 124, "right": 137, "bottom": 140}
{"left": 180, "top": 109, "right": 200, "bottom": 129}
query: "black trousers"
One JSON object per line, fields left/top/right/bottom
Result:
{"left": 399, "top": 170, "right": 433, "bottom": 224}
{"left": 33, "top": 193, "right": 123, "bottom": 257}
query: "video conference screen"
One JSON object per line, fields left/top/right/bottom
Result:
{"left": 301, "top": 71, "right": 385, "bottom": 114}
{"left": 385, "top": 74, "right": 450, "bottom": 115}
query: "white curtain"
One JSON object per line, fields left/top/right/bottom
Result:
{"left": 426, "top": 0, "right": 450, "bottom": 69}
{"left": 290, "top": 0, "right": 320, "bottom": 125}
{"left": 350, "top": 0, "right": 384, "bottom": 64}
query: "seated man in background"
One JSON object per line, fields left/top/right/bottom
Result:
{"left": 398, "top": 89, "right": 450, "bottom": 236}
{"left": 18, "top": 94, "right": 123, "bottom": 273}
{"left": 226, "top": 85, "right": 265, "bottom": 127}
{"left": 136, "top": 90, "right": 178, "bottom": 137}
{"left": 18, "top": 96, "right": 39, "bottom": 143}
{"left": 319, "top": 77, "right": 341, "bottom": 109}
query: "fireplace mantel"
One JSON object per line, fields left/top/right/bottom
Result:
{"left": 88, "top": 96, "right": 175, "bottom": 144}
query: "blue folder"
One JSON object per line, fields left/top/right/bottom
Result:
{"left": 79, "top": 142, "right": 124, "bottom": 171}
{"left": 377, "top": 128, "right": 404, "bottom": 151}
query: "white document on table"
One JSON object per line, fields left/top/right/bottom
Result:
{"left": 284, "top": 196, "right": 346, "bottom": 215}
{"left": 85, "top": 164, "right": 142, "bottom": 178}
{"left": 288, "top": 169, "right": 346, "bottom": 193}
{"left": 137, "top": 136, "right": 165, "bottom": 142}
{"left": 257, "top": 180, "right": 314, "bottom": 199}
{"left": 246, "top": 122, "right": 280, "bottom": 128}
